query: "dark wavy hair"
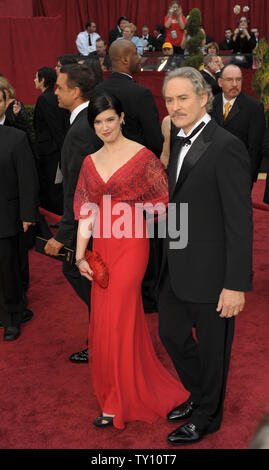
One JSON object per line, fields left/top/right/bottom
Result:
{"left": 88, "top": 93, "right": 123, "bottom": 128}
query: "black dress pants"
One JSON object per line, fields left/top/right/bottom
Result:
{"left": 0, "top": 235, "right": 24, "bottom": 327}
{"left": 158, "top": 267, "right": 235, "bottom": 432}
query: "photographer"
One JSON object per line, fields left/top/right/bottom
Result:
{"left": 164, "top": 1, "right": 186, "bottom": 54}
{"left": 232, "top": 16, "right": 256, "bottom": 54}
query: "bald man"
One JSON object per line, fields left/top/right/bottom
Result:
{"left": 212, "top": 64, "right": 266, "bottom": 183}
{"left": 94, "top": 39, "right": 164, "bottom": 313}
{"left": 94, "top": 39, "right": 163, "bottom": 158}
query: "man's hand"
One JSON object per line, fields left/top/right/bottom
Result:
{"left": 23, "top": 221, "right": 36, "bottom": 232}
{"left": 45, "top": 237, "right": 64, "bottom": 256}
{"left": 217, "top": 288, "right": 245, "bottom": 318}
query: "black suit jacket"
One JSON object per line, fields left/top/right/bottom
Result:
{"left": 262, "top": 128, "right": 269, "bottom": 204}
{"left": 0, "top": 126, "right": 39, "bottom": 238}
{"left": 160, "top": 119, "right": 253, "bottom": 303}
{"left": 94, "top": 72, "right": 163, "bottom": 157}
{"left": 154, "top": 34, "right": 166, "bottom": 51}
{"left": 200, "top": 70, "right": 222, "bottom": 96}
{"left": 219, "top": 39, "right": 233, "bottom": 51}
{"left": 212, "top": 92, "right": 266, "bottom": 182}
{"left": 109, "top": 27, "right": 122, "bottom": 45}
{"left": 33, "top": 88, "right": 69, "bottom": 157}
{"left": 54, "top": 107, "right": 102, "bottom": 247}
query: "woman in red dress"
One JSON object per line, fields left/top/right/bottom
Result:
{"left": 73, "top": 94, "right": 188, "bottom": 429}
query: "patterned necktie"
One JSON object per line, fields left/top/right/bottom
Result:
{"left": 224, "top": 102, "right": 231, "bottom": 120}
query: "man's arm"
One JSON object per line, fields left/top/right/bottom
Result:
{"left": 76, "top": 32, "right": 88, "bottom": 56}
{"left": 247, "top": 101, "right": 266, "bottom": 182}
{"left": 216, "top": 135, "right": 253, "bottom": 316}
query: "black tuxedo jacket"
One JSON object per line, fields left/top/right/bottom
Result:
{"left": 94, "top": 72, "right": 163, "bottom": 157}
{"left": 154, "top": 34, "right": 166, "bottom": 51}
{"left": 161, "top": 119, "right": 253, "bottom": 303}
{"left": 33, "top": 88, "right": 69, "bottom": 157}
{"left": 262, "top": 128, "right": 269, "bottom": 204}
{"left": 212, "top": 92, "right": 266, "bottom": 182}
{"left": 54, "top": 108, "right": 102, "bottom": 247}
{"left": 219, "top": 39, "right": 233, "bottom": 51}
{"left": 0, "top": 126, "right": 39, "bottom": 238}
{"left": 109, "top": 27, "right": 122, "bottom": 45}
{"left": 200, "top": 70, "right": 222, "bottom": 96}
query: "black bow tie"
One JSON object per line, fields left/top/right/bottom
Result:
{"left": 175, "top": 121, "right": 205, "bottom": 147}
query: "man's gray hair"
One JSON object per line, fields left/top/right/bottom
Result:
{"left": 162, "top": 66, "right": 214, "bottom": 112}
{"left": 204, "top": 54, "right": 216, "bottom": 67}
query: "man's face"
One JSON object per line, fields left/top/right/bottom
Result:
{"left": 163, "top": 47, "right": 173, "bottom": 56}
{"left": 142, "top": 26, "right": 149, "bottom": 37}
{"left": 128, "top": 43, "right": 141, "bottom": 74}
{"left": 207, "top": 56, "right": 220, "bottom": 73}
{"left": 0, "top": 91, "right": 6, "bottom": 120}
{"left": 164, "top": 77, "right": 207, "bottom": 134}
{"left": 87, "top": 22, "right": 96, "bottom": 34}
{"left": 218, "top": 66, "right": 242, "bottom": 100}
{"left": 96, "top": 40, "right": 106, "bottom": 56}
{"left": 225, "top": 29, "right": 232, "bottom": 40}
{"left": 55, "top": 73, "right": 76, "bottom": 111}
{"left": 119, "top": 19, "right": 129, "bottom": 31}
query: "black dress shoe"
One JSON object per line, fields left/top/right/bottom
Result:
{"left": 167, "top": 400, "right": 199, "bottom": 422}
{"left": 4, "top": 325, "right": 21, "bottom": 341}
{"left": 167, "top": 423, "right": 205, "bottom": 445}
{"left": 69, "top": 348, "right": 88, "bottom": 363}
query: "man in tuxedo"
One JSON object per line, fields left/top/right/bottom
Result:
{"left": 219, "top": 28, "right": 233, "bottom": 51}
{"left": 153, "top": 24, "right": 166, "bottom": 51}
{"left": 200, "top": 54, "right": 222, "bottom": 96}
{"left": 158, "top": 67, "right": 253, "bottom": 444}
{"left": 212, "top": 64, "right": 266, "bottom": 183}
{"left": 140, "top": 25, "right": 156, "bottom": 52}
{"left": 94, "top": 39, "right": 164, "bottom": 313}
{"left": 0, "top": 109, "right": 39, "bottom": 340}
{"left": 44, "top": 64, "right": 102, "bottom": 363}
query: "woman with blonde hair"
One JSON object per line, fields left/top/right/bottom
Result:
{"left": 118, "top": 22, "right": 144, "bottom": 55}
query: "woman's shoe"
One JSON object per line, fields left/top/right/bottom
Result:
{"left": 93, "top": 415, "right": 114, "bottom": 427}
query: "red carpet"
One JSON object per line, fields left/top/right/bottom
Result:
{"left": 1, "top": 180, "right": 269, "bottom": 451}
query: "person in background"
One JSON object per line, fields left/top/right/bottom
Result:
{"left": 201, "top": 54, "right": 222, "bottom": 96}
{"left": 55, "top": 54, "right": 79, "bottom": 76}
{"left": 219, "top": 28, "right": 234, "bottom": 51}
{"left": 157, "top": 42, "right": 183, "bottom": 71}
{"left": 153, "top": 24, "right": 166, "bottom": 51}
{"left": 76, "top": 20, "right": 100, "bottom": 56}
{"left": 109, "top": 16, "right": 130, "bottom": 45}
{"left": 164, "top": 1, "right": 186, "bottom": 54}
{"left": 119, "top": 23, "right": 144, "bottom": 56}
{"left": 91, "top": 38, "right": 112, "bottom": 71}
{"left": 33, "top": 66, "right": 68, "bottom": 215}
{"left": 139, "top": 25, "right": 156, "bottom": 52}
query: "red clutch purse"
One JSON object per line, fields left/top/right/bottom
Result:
{"left": 85, "top": 250, "right": 109, "bottom": 288}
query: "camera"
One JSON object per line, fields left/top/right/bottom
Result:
{"left": 239, "top": 28, "right": 244, "bottom": 33}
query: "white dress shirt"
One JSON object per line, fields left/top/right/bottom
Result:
{"left": 76, "top": 30, "right": 100, "bottom": 55}
{"left": 176, "top": 113, "right": 211, "bottom": 182}
{"left": 70, "top": 101, "right": 89, "bottom": 125}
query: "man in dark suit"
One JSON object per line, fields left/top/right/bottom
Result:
{"left": 44, "top": 64, "right": 102, "bottom": 362}
{"left": 212, "top": 64, "right": 266, "bottom": 183}
{"left": 34, "top": 66, "right": 69, "bottom": 215}
{"left": 219, "top": 28, "right": 234, "bottom": 51}
{"left": 0, "top": 117, "right": 39, "bottom": 340}
{"left": 94, "top": 39, "right": 164, "bottom": 313}
{"left": 153, "top": 24, "right": 166, "bottom": 51}
{"left": 200, "top": 54, "right": 222, "bottom": 96}
{"left": 109, "top": 16, "right": 130, "bottom": 45}
{"left": 158, "top": 67, "right": 253, "bottom": 444}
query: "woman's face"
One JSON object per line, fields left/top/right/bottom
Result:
{"left": 208, "top": 46, "right": 217, "bottom": 55}
{"left": 93, "top": 108, "right": 124, "bottom": 143}
{"left": 123, "top": 27, "right": 132, "bottom": 40}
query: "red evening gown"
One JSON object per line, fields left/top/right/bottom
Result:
{"left": 74, "top": 147, "right": 188, "bottom": 429}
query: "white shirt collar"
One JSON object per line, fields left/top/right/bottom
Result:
{"left": 70, "top": 101, "right": 89, "bottom": 125}
{"left": 203, "top": 68, "right": 215, "bottom": 79}
{"left": 222, "top": 94, "right": 237, "bottom": 112}
{"left": 177, "top": 112, "right": 211, "bottom": 138}
{"left": 0, "top": 115, "right": 6, "bottom": 125}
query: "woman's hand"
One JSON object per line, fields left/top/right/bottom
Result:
{"left": 13, "top": 100, "right": 21, "bottom": 115}
{"left": 77, "top": 259, "right": 94, "bottom": 282}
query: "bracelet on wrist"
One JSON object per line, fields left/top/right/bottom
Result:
{"left": 75, "top": 257, "right": 86, "bottom": 267}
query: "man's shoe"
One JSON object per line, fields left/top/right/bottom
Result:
{"left": 4, "top": 325, "right": 21, "bottom": 341}
{"left": 167, "top": 423, "right": 205, "bottom": 445}
{"left": 21, "top": 309, "right": 34, "bottom": 324}
{"left": 69, "top": 348, "right": 88, "bottom": 363}
{"left": 167, "top": 400, "right": 199, "bottom": 422}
